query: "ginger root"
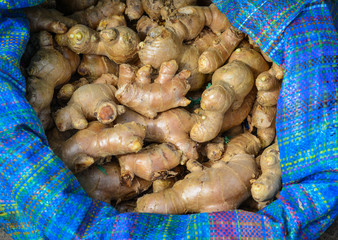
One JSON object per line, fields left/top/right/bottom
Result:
{"left": 25, "top": 7, "right": 77, "bottom": 33}
{"left": 52, "top": 121, "right": 146, "bottom": 173}
{"left": 118, "top": 143, "right": 184, "bottom": 185}
{"left": 190, "top": 61, "right": 254, "bottom": 142}
{"left": 68, "top": 0, "right": 126, "bottom": 29}
{"left": 221, "top": 132, "right": 261, "bottom": 162}
{"left": 55, "top": 83, "right": 125, "bottom": 131}
{"left": 26, "top": 31, "right": 80, "bottom": 129}
{"left": 251, "top": 143, "right": 281, "bottom": 202}
{"left": 77, "top": 54, "right": 119, "bottom": 79}
{"left": 115, "top": 107, "right": 199, "bottom": 162}
{"left": 55, "top": 24, "right": 140, "bottom": 64}
{"left": 136, "top": 154, "right": 258, "bottom": 214}
{"left": 115, "top": 60, "right": 191, "bottom": 118}
{"left": 76, "top": 162, "right": 151, "bottom": 203}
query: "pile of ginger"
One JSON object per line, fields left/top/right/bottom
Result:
{"left": 22, "top": 0, "right": 284, "bottom": 215}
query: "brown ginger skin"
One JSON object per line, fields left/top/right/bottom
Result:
{"left": 126, "top": 0, "right": 144, "bottom": 20}
{"left": 198, "top": 26, "right": 245, "bottom": 74}
{"left": 118, "top": 143, "right": 184, "bottom": 186}
{"left": 76, "top": 162, "right": 151, "bottom": 203}
{"left": 115, "top": 107, "right": 199, "bottom": 162}
{"left": 25, "top": 7, "right": 77, "bottom": 33}
{"left": 202, "top": 136, "right": 225, "bottom": 161}
{"left": 53, "top": 121, "right": 146, "bottom": 173}
{"left": 26, "top": 32, "right": 80, "bottom": 129}
{"left": 97, "top": 15, "right": 127, "bottom": 31}
{"left": 136, "top": 16, "right": 159, "bottom": 40}
{"left": 221, "top": 88, "right": 257, "bottom": 132}
{"left": 164, "top": 4, "right": 229, "bottom": 41}
{"left": 138, "top": 26, "right": 206, "bottom": 90}
{"left": 190, "top": 61, "right": 254, "bottom": 143}
{"left": 54, "top": 83, "right": 125, "bottom": 131}
{"left": 221, "top": 132, "right": 261, "bottom": 162}
{"left": 228, "top": 48, "right": 270, "bottom": 77}
{"left": 67, "top": 0, "right": 126, "bottom": 30}
{"left": 136, "top": 154, "right": 258, "bottom": 214}
{"left": 251, "top": 143, "right": 281, "bottom": 202}
{"left": 77, "top": 54, "right": 119, "bottom": 79}
{"left": 115, "top": 60, "right": 191, "bottom": 118}
{"left": 141, "top": 0, "right": 196, "bottom": 20}
{"left": 55, "top": 24, "right": 140, "bottom": 64}
{"left": 56, "top": 0, "right": 99, "bottom": 14}
{"left": 57, "top": 78, "right": 89, "bottom": 102}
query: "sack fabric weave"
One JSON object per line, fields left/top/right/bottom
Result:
{"left": 0, "top": 0, "right": 337, "bottom": 239}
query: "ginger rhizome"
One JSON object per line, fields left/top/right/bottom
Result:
{"left": 138, "top": 4, "right": 230, "bottom": 90}
{"left": 198, "top": 26, "right": 244, "bottom": 74}
{"left": 52, "top": 121, "right": 146, "bottom": 173}
{"left": 115, "top": 108, "right": 199, "bottom": 162}
{"left": 57, "top": 78, "right": 89, "bottom": 102}
{"left": 118, "top": 143, "right": 184, "bottom": 185}
{"left": 25, "top": 7, "right": 77, "bottom": 33}
{"left": 250, "top": 63, "right": 283, "bottom": 147}
{"left": 26, "top": 31, "right": 80, "bottom": 129}
{"left": 76, "top": 162, "right": 151, "bottom": 203}
{"left": 251, "top": 143, "right": 281, "bottom": 202}
{"left": 115, "top": 60, "right": 191, "bottom": 118}
{"left": 55, "top": 24, "right": 140, "bottom": 64}
{"left": 221, "top": 132, "right": 261, "bottom": 162}
{"left": 55, "top": 83, "right": 125, "bottom": 131}
{"left": 136, "top": 154, "right": 258, "bottom": 214}
{"left": 77, "top": 54, "right": 119, "bottom": 79}
{"left": 67, "top": 0, "right": 126, "bottom": 30}
{"left": 190, "top": 61, "right": 254, "bottom": 142}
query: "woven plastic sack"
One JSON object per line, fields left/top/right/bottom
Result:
{"left": 0, "top": 0, "right": 337, "bottom": 239}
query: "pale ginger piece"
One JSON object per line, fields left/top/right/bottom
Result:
{"left": 164, "top": 4, "right": 229, "bottom": 40}
{"left": 77, "top": 54, "right": 119, "bottom": 79}
{"left": 136, "top": 15, "right": 159, "bottom": 40}
{"left": 223, "top": 125, "right": 244, "bottom": 138}
{"left": 54, "top": 83, "right": 125, "bottom": 131}
{"left": 221, "top": 132, "right": 261, "bottom": 162}
{"left": 189, "top": 28, "right": 218, "bottom": 53}
{"left": 138, "top": 26, "right": 207, "bottom": 90}
{"left": 251, "top": 102, "right": 277, "bottom": 129}
{"left": 53, "top": 121, "right": 146, "bottom": 173}
{"left": 198, "top": 26, "right": 245, "bottom": 74}
{"left": 55, "top": 0, "right": 98, "bottom": 14}
{"left": 190, "top": 61, "right": 254, "bottom": 143}
{"left": 139, "top": 3, "right": 232, "bottom": 90}
{"left": 76, "top": 162, "right": 151, "bottom": 203}
{"left": 126, "top": 0, "right": 144, "bottom": 20}
{"left": 25, "top": 7, "right": 77, "bottom": 33}
{"left": 221, "top": 88, "right": 257, "bottom": 132}
{"left": 26, "top": 32, "right": 80, "bottom": 129}
{"left": 115, "top": 60, "right": 191, "bottom": 118}
{"left": 256, "top": 86, "right": 281, "bottom": 107}
{"left": 97, "top": 15, "right": 127, "bottom": 31}
{"left": 228, "top": 48, "right": 270, "bottom": 77}
{"left": 153, "top": 178, "right": 176, "bottom": 193}
{"left": 136, "top": 154, "right": 258, "bottom": 214}
{"left": 257, "top": 121, "right": 276, "bottom": 148}
{"left": 115, "top": 108, "right": 199, "bottom": 162}
{"left": 141, "top": 0, "right": 196, "bottom": 20}
{"left": 251, "top": 143, "right": 281, "bottom": 202}
{"left": 55, "top": 24, "right": 140, "bottom": 64}
{"left": 118, "top": 143, "right": 185, "bottom": 186}
{"left": 202, "top": 136, "right": 225, "bottom": 161}
{"left": 57, "top": 77, "right": 89, "bottom": 102}
{"left": 67, "top": 0, "right": 126, "bottom": 29}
